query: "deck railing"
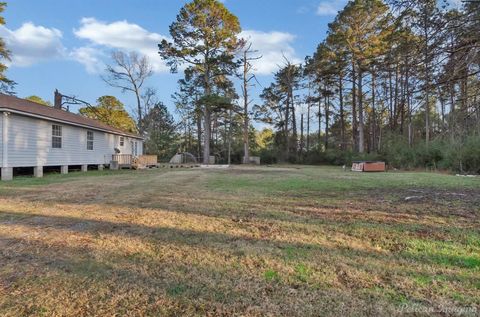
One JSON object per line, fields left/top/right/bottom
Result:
{"left": 106, "top": 154, "right": 158, "bottom": 169}
{"left": 110, "top": 154, "right": 133, "bottom": 166}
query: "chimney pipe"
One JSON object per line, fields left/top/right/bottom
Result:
{"left": 54, "top": 89, "right": 62, "bottom": 110}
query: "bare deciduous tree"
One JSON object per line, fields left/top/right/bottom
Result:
{"left": 142, "top": 87, "right": 159, "bottom": 116}
{"left": 239, "top": 42, "right": 261, "bottom": 164}
{"left": 102, "top": 51, "right": 153, "bottom": 134}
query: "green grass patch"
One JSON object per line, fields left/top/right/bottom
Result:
{"left": 294, "top": 264, "right": 311, "bottom": 283}
{"left": 166, "top": 283, "right": 188, "bottom": 297}
{"left": 264, "top": 269, "right": 280, "bottom": 282}
{"left": 208, "top": 166, "right": 480, "bottom": 195}
{"left": 405, "top": 239, "right": 480, "bottom": 269}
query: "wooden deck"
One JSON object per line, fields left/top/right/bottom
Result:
{"left": 132, "top": 155, "right": 158, "bottom": 169}
{"left": 106, "top": 154, "right": 158, "bottom": 169}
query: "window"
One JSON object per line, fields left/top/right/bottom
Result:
{"left": 120, "top": 136, "right": 124, "bottom": 146}
{"left": 52, "top": 125, "right": 62, "bottom": 149}
{"left": 87, "top": 131, "right": 94, "bottom": 150}
{"left": 130, "top": 141, "right": 139, "bottom": 156}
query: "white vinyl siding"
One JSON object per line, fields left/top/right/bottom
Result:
{"left": 1, "top": 113, "right": 143, "bottom": 167}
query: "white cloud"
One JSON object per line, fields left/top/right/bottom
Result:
{"left": 0, "top": 17, "right": 302, "bottom": 79}
{"left": 73, "top": 17, "right": 169, "bottom": 73}
{"left": 316, "top": 0, "right": 346, "bottom": 16}
{"left": 240, "top": 30, "right": 301, "bottom": 75}
{"left": 0, "top": 22, "right": 65, "bottom": 66}
{"left": 69, "top": 46, "right": 105, "bottom": 74}
{"left": 73, "top": 18, "right": 302, "bottom": 76}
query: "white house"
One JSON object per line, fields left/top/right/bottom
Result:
{"left": 0, "top": 94, "right": 143, "bottom": 180}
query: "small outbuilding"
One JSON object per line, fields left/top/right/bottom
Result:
{"left": 351, "top": 161, "right": 386, "bottom": 172}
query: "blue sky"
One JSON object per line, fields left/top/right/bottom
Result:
{"left": 1, "top": 0, "right": 347, "bottom": 118}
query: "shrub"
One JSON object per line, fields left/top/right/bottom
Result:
{"left": 462, "top": 136, "right": 480, "bottom": 173}
{"left": 414, "top": 140, "right": 444, "bottom": 169}
{"left": 379, "top": 134, "right": 416, "bottom": 169}
{"left": 258, "top": 149, "right": 278, "bottom": 164}
{"left": 378, "top": 133, "right": 480, "bottom": 173}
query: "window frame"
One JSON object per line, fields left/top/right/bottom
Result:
{"left": 119, "top": 136, "right": 124, "bottom": 146}
{"left": 51, "top": 125, "right": 62, "bottom": 149}
{"left": 86, "top": 131, "right": 94, "bottom": 150}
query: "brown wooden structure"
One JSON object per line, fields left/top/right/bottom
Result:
{"left": 108, "top": 154, "right": 158, "bottom": 169}
{"left": 352, "top": 161, "right": 386, "bottom": 172}
{"left": 132, "top": 155, "right": 158, "bottom": 169}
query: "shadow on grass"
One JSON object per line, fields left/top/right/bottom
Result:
{"left": 1, "top": 209, "right": 478, "bottom": 273}
{"left": 1, "top": 180, "right": 475, "bottom": 241}
{"left": 0, "top": 235, "right": 397, "bottom": 316}
{"left": 11, "top": 196, "right": 479, "bottom": 259}
{"left": 1, "top": 205, "right": 478, "bottom": 314}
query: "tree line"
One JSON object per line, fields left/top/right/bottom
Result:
{"left": 1, "top": 0, "right": 478, "bottom": 171}
{"left": 160, "top": 0, "right": 480, "bottom": 171}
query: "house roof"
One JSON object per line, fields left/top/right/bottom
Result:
{"left": 0, "top": 94, "right": 142, "bottom": 139}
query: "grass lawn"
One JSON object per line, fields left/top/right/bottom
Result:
{"left": 0, "top": 166, "right": 478, "bottom": 316}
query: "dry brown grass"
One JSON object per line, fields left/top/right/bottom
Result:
{"left": 0, "top": 166, "right": 478, "bottom": 316}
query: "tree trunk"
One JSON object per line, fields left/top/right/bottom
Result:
{"left": 408, "top": 91, "right": 413, "bottom": 147}
{"left": 228, "top": 109, "right": 232, "bottom": 165}
{"left": 339, "top": 76, "right": 345, "bottom": 150}
{"left": 203, "top": 107, "right": 211, "bottom": 164}
{"left": 352, "top": 62, "right": 358, "bottom": 152}
{"left": 290, "top": 88, "right": 297, "bottom": 156}
{"left": 450, "top": 82, "right": 456, "bottom": 128}
{"left": 423, "top": 6, "right": 430, "bottom": 146}
{"left": 203, "top": 66, "right": 212, "bottom": 164}
{"left": 188, "top": 118, "right": 192, "bottom": 153}
{"left": 242, "top": 50, "right": 250, "bottom": 164}
{"left": 358, "top": 67, "right": 365, "bottom": 154}
{"left": 196, "top": 112, "right": 202, "bottom": 161}
{"left": 371, "top": 71, "right": 376, "bottom": 152}
{"left": 388, "top": 67, "right": 393, "bottom": 129}
{"left": 439, "top": 90, "right": 445, "bottom": 130}
{"left": 214, "top": 114, "right": 218, "bottom": 149}
{"left": 460, "top": 70, "right": 468, "bottom": 133}
{"left": 425, "top": 85, "right": 430, "bottom": 145}
{"left": 393, "top": 62, "right": 399, "bottom": 130}
{"left": 324, "top": 91, "right": 329, "bottom": 150}
{"left": 285, "top": 91, "right": 290, "bottom": 160}
{"left": 306, "top": 102, "right": 310, "bottom": 153}
{"left": 400, "top": 62, "right": 408, "bottom": 135}
{"left": 318, "top": 98, "right": 322, "bottom": 151}
{"left": 300, "top": 113, "right": 304, "bottom": 156}
{"left": 184, "top": 119, "right": 188, "bottom": 152}
{"left": 134, "top": 85, "right": 143, "bottom": 150}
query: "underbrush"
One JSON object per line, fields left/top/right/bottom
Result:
{"left": 289, "top": 134, "right": 480, "bottom": 174}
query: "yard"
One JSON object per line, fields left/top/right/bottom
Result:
{"left": 0, "top": 166, "right": 478, "bottom": 316}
